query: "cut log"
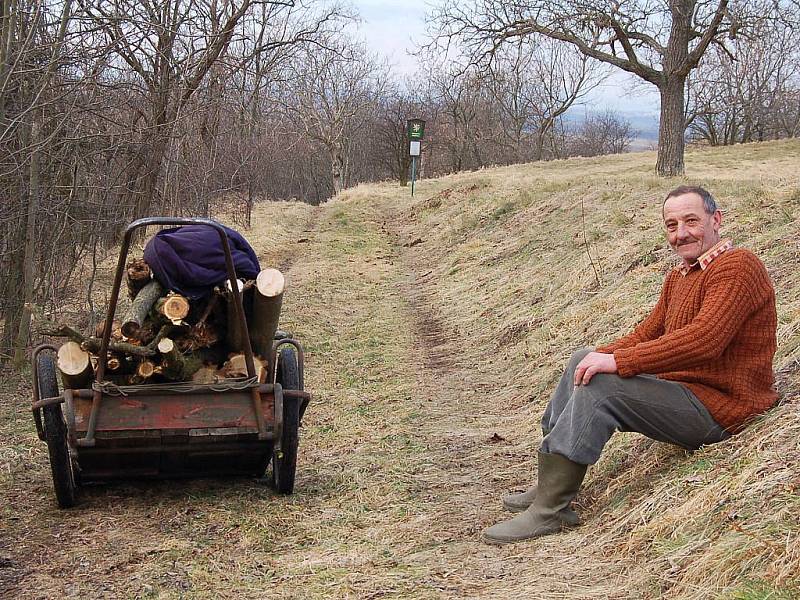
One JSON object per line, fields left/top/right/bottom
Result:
{"left": 157, "top": 337, "right": 176, "bottom": 355}
{"left": 250, "top": 268, "right": 285, "bottom": 360}
{"left": 221, "top": 353, "right": 265, "bottom": 379}
{"left": 56, "top": 341, "right": 93, "bottom": 389}
{"left": 221, "top": 353, "right": 248, "bottom": 378}
{"left": 135, "top": 359, "right": 156, "bottom": 382}
{"left": 95, "top": 319, "right": 123, "bottom": 341}
{"left": 126, "top": 258, "right": 152, "bottom": 298}
{"left": 157, "top": 337, "right": 201, "bottom": 381}
{"left": 155, "top": 292, "right": 190, "bottom": 324}
{"left": 121, "top": 279, "right": 164, "bottom": 338}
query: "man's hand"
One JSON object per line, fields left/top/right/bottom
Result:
{"left": 574, "top": 352, "right": 618, "bottom": 386}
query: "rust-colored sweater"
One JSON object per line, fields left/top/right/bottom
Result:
{"left": 596, "top": 248, "right": 777, "bottom": 432}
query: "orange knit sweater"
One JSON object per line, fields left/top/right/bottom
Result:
{"left": 596, "top": 248, "right": 777, "bottom": 432}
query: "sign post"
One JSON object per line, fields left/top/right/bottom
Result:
{"left": 407, "top": 118, "right": 425, "bottom": 196}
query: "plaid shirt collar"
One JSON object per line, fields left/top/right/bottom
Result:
{"left": 676, "top": 238, "right": 734, "bottom": 276}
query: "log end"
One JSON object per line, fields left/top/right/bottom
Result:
{"left": 255, "top": 268, "right": 285, "bottom": 298}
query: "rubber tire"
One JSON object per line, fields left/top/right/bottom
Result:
{"left": 37, "top": 354, "right": 77, "bottom": 508}
{"left": 271, "top": 348, "right": 300, "bottom": 494}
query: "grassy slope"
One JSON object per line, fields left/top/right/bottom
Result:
{"left": 0, "top": 140, "right": 798, "bottom": 599}
{"left": 343, "top": 139, "right": 800, "bottom": 599}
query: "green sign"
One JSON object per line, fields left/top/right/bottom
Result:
{"left": 407, "top": 118, "right": 425, "bottom": 141}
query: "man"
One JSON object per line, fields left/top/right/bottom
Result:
{"left": 483, "top": 185, "right": 778, "bottom": 545}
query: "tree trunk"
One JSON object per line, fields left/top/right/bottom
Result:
{"left": 656, "top": 76, "right": 687, "bottom": 176}
{"left": 399, "top": 153, "right": 410, "bottom": 187}
{"left": 331, "top": 140, "right": 344, "bottom": 195}
{"left": 12, "top": 116, "right": 40, "bottom": 367}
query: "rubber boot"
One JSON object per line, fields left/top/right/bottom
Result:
{"left": 502, "top": 426, "right": 580, "bottom": 525}
{"left": 483, "top": 452, "right": 587, "bottom": 545}
{"left": 502, "top": 486, "right": 581, "bottom": 526}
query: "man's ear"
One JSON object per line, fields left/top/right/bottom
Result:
{"left": 712, "top": 210, "right": 722, "bottom": 231}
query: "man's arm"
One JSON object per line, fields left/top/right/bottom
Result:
{"left": 574, "top": 273, "right": 671, "bottom": 385}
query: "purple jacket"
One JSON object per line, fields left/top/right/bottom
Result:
{"left": 144, "top": 224, "right": 261, "bottom": 299}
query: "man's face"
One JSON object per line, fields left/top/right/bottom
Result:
{"left": 663, "top": 192, "right": 722, "bottom": 265}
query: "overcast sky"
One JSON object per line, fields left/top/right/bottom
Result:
{"left": 352, "top": 0, "right": 661, "bottom": 117}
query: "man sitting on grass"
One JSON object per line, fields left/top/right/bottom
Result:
{"left": 483, "top": 185, "right": 778, "bottom": 545}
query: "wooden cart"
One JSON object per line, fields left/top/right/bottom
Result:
{"left": 31, "top": 217, "right": 310, "bottom": 508}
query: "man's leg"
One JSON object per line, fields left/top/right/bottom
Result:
{"left": 541, "top": 373, "right": 729, "bottom": 465}
{"left": 540, "top": 347, "right": 594, "bottom": 435}
{"left": 503, "top": 347, "right": 592, "bottom": 521}
{"left": 485, "top": 373, "right": 728, "bottom": 544}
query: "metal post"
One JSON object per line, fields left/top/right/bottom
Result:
{"left": 411, "top": 156, "right": 417, "bottom": 197}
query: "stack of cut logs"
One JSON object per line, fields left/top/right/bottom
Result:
{"left": 47, "top": 258, "right": 285, "bottom": 389}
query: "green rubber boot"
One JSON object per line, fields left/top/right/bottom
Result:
{"left": 483, "top": 452, "right": 587, "bottom": 545}
{"left": 502, "top": 487, "right": 581, "bottom": 526}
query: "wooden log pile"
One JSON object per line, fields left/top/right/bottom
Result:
{"left": 42, "top": 258, "right": 286, "bottom": 389}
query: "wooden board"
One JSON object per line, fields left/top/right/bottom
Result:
{"left": 72, "top": 391, "right": 275, "bottom": 432}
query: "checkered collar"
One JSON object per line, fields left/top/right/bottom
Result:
{"left": 676, "top": 238, "right": 734, "bottom": 276}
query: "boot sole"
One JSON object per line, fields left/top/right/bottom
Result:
{"left": 505, "top": 503, "right": 581, "bottom": 526}
{"left": 482, "top": 525, "right": 563, "bottom": 545}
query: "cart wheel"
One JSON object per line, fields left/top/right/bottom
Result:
{"left": 37, "top": 354, "right": 77, "bottom": 508}
{"left": 272, "top": 348, "right": 300, "bottom": 494}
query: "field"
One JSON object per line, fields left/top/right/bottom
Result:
{"left": 2, "top": 140, "right": 799, "bottom": 599}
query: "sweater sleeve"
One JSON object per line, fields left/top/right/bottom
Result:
{"left": 596, "top": 272, "right": 670, "bottom": 354}
{"left": 613, "top": 252, "right": 768, "bottom": 377}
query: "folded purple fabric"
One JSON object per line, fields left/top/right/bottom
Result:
{"left": 144, "top": 224, "right": 261, "bottom": 299}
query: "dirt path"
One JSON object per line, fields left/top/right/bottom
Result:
{"left": 2, "top": 197, "right": 642, "bottom": 599}
{"left": 370, "top": 199, "right": 648, "bottom": 599}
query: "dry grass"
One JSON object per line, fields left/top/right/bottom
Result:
{"left": 1, "top": 139, "right": 799, "bottom": 598}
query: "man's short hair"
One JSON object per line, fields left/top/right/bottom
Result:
{"left": 664, "top": 185, "right": 718, "bottom": 214}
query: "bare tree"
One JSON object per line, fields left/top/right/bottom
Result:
{"left": 687, "top": 6, "right": 800, "bottom": 145}
{"left": 426, "top": 0, "right": 761, "bottom": 176}
{"left": 487, "top": 37, "right": 605, "bottom": 162}
{"left": 276, "top": 40, "right": 388, "bottom": 195}
{"left": 374, "top": 89, "right": 426, "bottom": 186}
{"left": 569, "top": 110, "right": 637, "bottom": 156}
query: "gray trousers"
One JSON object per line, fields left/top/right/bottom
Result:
{"left": 540, "top": 347, "right": 729, "bottom": 465}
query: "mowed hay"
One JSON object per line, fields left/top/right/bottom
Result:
{"left": 337, "top": 138, "right": 800, "bottom": 597}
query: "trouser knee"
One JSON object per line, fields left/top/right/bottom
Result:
{"left": 541, "top": 347, "right": 597, "bottom": 437}
{"left": 541, "top": 381, "right": 618, "bottom": 464}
